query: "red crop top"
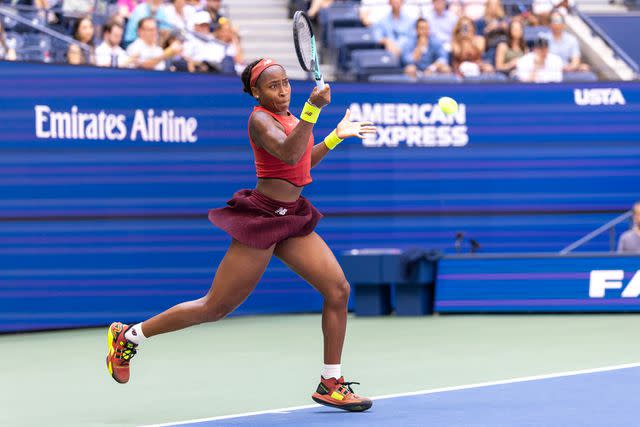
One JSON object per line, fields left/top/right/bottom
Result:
{"left": 248, "top": 106, "right": 313, "bottom": 187}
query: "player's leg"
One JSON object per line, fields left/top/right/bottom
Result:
{"left": 141, "top": 239, "right": 274, "bottom": 336}
{"left": 107, "top": 239, "right": 274, "bottom": 383}
{"left": 275, "top": 232, "right": 348, "bottom": 365}
{"left": 274, "top": 232, "right": 372, "bottom": 412}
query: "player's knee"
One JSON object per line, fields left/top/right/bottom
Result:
{"left": 197, "top": 299, "right": 234, "bottom": 324}
{"left": 326, "top": 279, "right": 350, "bottom": 306}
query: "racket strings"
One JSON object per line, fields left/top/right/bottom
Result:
{"left": 294, "top": 18, "right": 313, "bottom": 69}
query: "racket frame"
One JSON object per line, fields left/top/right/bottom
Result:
{"left": 293, "top": 11, "right": 325, "bottom": 89}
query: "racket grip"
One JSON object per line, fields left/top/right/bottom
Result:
{"left": 315, "top": 76, "right": 325, "bottom": 90}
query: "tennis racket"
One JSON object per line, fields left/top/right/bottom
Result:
{"left": 292, "top": 11, "right": 325, "bottom": 89}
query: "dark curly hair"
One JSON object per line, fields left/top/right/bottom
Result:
{"left": 241, "top": 58, "right": 263, "bottom": 96}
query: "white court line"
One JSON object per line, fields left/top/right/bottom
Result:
{"left": 140, "top": 361, "right": 640, "bottom": 427}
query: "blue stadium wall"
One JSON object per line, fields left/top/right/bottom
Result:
{"left": 0, "top": 62, "right": 638, "bottom": 331}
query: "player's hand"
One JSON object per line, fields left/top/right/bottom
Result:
{"left": 309, "top": 84, "right": 331, "bottom": 108}
{"left": 335, "top": 109, "right": 377, "bottom": 139}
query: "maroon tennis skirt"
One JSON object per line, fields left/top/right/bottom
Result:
{"left": 208, "top": 189, "right": 323, "bottom": 249}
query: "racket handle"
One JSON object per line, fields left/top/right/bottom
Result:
{"left": 315, "top": 76, "right": 325, "bottom": 90}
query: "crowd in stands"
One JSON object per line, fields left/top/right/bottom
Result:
{"left": 0, "top": 0, "right": 242, "bottom": 73}
{"left": 1, "top": 0, "right": 595, "bottom": 80}
{"left": 308, "top": 0, "right": 592, "bottom": 82}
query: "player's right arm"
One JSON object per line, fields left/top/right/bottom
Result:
{"left": 250, "top": 85, "right": 331, "bottom": 165}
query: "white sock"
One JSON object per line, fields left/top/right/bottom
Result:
{"left": 321, "top": 364, "right": 341, "bottom": 380}
{"left": 124, "top": 323, "right": 147, "bottom": 345}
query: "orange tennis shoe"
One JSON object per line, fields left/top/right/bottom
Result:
{"left": 312, "top": 376, "right": 373, "bottom": 412}
{"left": 106, "top": 322, "right": 138, "bottom": 384}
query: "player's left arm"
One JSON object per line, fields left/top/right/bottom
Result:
{"left": 311, "top": 109, "right": 376, "bottom": 168}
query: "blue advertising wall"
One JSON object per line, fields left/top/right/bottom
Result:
{"left": 436, "top": 254, "right": 640, "bottom": 312}
{"left": 0, "top": 61, "right": 638, "bottom": 331}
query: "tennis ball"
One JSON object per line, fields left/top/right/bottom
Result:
{"left": 438, "top": 97, "right": 458, "bottom": 115}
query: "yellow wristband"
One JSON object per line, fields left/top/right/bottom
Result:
{"left": 300, "top": 102, "right": 320, "bottom": 123}
{"left": 323, "top": 129, "right": 343, "bottom": 150}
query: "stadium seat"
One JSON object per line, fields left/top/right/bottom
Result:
{"left": 21, "top": 33, "right": 51, "bottom": 50}
{"left": 334, "top": 27, "right": 381, "bottom": 70}
{"left": 562, "top": 71, "right": 598, "bottom": 82}
{"left": 2, "top": 10, "right": 43, "bottom": 34}
{"left": 321, "top": 3, "right": 363, "bottom": 48}
{"left": 5, "top": 31, "right": 24, "bottom": 50}
{"left": 18, "top": 49, "right": 48, "bottom": 62}
{"left": 50, "top": 38, "right": 69, "bottom": 63}
{"left": 351, "top": 49, "right": 402, "bottom": 80}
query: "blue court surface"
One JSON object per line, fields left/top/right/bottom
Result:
{"left": 146, "top": 363, "right": 640, "bottom": 427}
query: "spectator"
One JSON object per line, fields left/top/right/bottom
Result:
{"left": 127, "top": 17, "right": 181, "bottom": 71}
{"left": 403, "top": 18, "right": 451, "bottom": 78}
{"left": 182, "top": 11, "right": 228, "bottom": 72}
{"left": 533, "top": 0, "right": 574, "bottom": 26}
{"left": 0, "top": 20, "right": 16, "bottom": 61}
{"left": 67, "top": 16, "right": 95, "bottom": 65}
{"left": 495, "top": 18, "right": 526, "bottom": 74}
{"left": 426, "top": 0, "right": 458, "bottom": 48}
{"left": 516, "top": 35, "right": 562, "bottom": 82}
{"left": 96, "top": 21, "right": 133, "bottom": 68}
{"left": 117, "top": 0, "right": 141, "bottom": 20}
{"left": 35, "top": 0, "right": 59, "bottom": 24}
{"left": 372, "top": 0, "right": 417, "bottom": 57}
{"left": 308, "top": 0, "right": 333, "bottom": 19}
{"left": 617, "top": 202, "right": 640, "bottom": 254}
{"left": 451, "top": 16, "right": 491, "bottom": 76}
{"left": 164, "top": 0, "right": 196, "bottom": 31}
{"left": 475, "top": 0, "right": 508, "bottom": 51}
{"left": 202, "top": 0, "right": 240, "bottom": 43}
{"left": 453, "top": 17, "right": 486, "bottom": 53}
{"left": 548, "top": 12, "right": 589, "bottom": 72}
{"left": 360, "top": 0, "right": 420, "bottom": 27}
{"left": 451, "top": 16, "right": 493, "bottom": 77}
{"left": 124, "top": 0, "right": 171, "bottom": 45}
{"left": 452, "top": 36, "right": 494, "bottom": 77}
{"left": 459, "top": 0, "right": 486, "bottom": 21}
{"left": 163, "top": 33, "right": 190, "bottom": 71}
{"left": 186, "top": 0, "right": 205, "bottom": 10}
{"left": 61, "top": 0, "right": 93, "bottom": 20}
{"left": 214, "top": 17, "right": 243, "bottom": 72}
{"left": 204, "top": 0, "right": 224, "bottom": 29}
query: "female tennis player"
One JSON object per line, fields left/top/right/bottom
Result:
{"left": 106, "top": 58, "right": 376, "bottom": 412}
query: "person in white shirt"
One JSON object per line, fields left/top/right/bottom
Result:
{"left": 533, "top": 0, "right": 574, "bottom": 25}
{"left": 548, "top": 12, "right": 589, "bottom": 72}
{"left": 163, "top": 0, "right": 196, "bottom": 31}
{"left": 359, "top": 0, "right": 420, "bottom": 27}
{"left": 183, "top": 10, "right": 227, "bottom": 72}
{"left": 126, "top": 17, "right": 182, "bottom": 71}
{"left": 426, "top": 0, "right": 458, "bottom": 48}
{"left": 516, "top": 36, "right": 563, "bottom": 83}
{"left": 96, "top": 21, "right": 133, "bottom": 67}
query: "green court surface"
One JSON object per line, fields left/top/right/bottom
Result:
{"left": 2, "top": 314, "right": 640, "bottom": 427}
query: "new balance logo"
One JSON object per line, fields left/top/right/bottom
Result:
{"left": 275, "top": 207, "right": 287, "bottom": 216}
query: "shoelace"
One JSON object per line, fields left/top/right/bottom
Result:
{"left": 118, "top": 341, "right": 137, "bottom": 365}
{"left": 339, "top": 381, "right": 360, "bottom": 394}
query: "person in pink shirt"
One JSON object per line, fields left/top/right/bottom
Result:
{"left": 118, "top": 0, "right": 140, "bottom": 19}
